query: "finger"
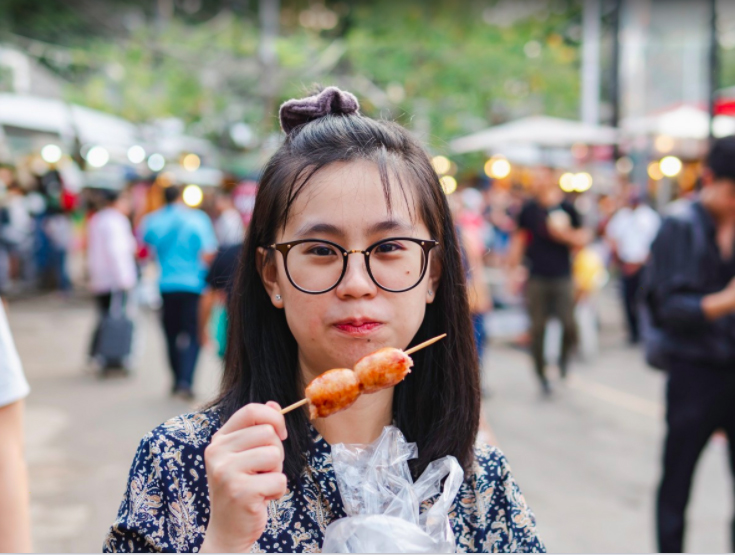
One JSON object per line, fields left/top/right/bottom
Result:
{"left": 229, "top": 446, "right": 284, "bottom": 474}
{"left": 215, "top": 424, "right": 285, "bottom": 457}
{"left": 220, "top": 403, "right": 287, "bottom": 440}
{"left": 249, "top": 472, "right": 288, "bottom": 501}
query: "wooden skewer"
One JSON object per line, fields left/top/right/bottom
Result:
{"left": 404, "top": 333, "right": 447, "bottom": 355}
{"left": 279, "top": 333, "right": 448, "bottom": 415}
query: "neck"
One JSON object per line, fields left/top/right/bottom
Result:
{"left": 312, "top": 391, "right": 393, "bottom": 445}
{"left": 701, "top": 194, "right": 732, "bottom": 228}
{"left": 299, "top": 354, "right": 393, "bottom": 445}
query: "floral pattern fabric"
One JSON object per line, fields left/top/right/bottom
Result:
{"left": 104, "top": 410, "right": 545, "bottom": 553}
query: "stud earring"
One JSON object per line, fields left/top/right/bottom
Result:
{"left": 428, "top": 289, "right": 433, "bottom": 296}
{"left": 275, "top": 295, "right": 282, "bottom": 301}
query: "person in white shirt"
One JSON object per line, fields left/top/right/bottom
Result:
{"left": 87, "top": 189, "right": 138, "bottom": 357}
{"left": 0, "top": 298, "right": 32, "bottom": 552}
{"left": 213, "top": 189, "right": 244, "bottom": 247}
{"left": 606, "top": 187, "right": 661, "bottom": 344}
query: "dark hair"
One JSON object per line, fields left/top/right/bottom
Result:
{"left": 707, "top": 136, "right": 735, "bottom": 182}
{"left": 164, "top": 185, "right": 181, "bottom": 204}
{"left": 214, "top": 88, "right": 480, "bottom": 480}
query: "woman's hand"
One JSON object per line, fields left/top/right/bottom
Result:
{"left": 200, "top": 402, "right": 288, "bottom": 553}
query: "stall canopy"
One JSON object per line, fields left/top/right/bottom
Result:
{"left": 621, "top": 104, "right": 735, "bottom": 139}
{"left": 0, "top": 93, "right": 141, "bottom": 153}
{"left": 449, "top": 115, "right": 619, "bottom": 154}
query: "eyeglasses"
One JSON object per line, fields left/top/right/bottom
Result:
{"left": 266, "top": 237, "right": 439, "bottom": 294}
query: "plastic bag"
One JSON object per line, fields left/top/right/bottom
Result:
{"left": 321, "top": 426, "right": 463, "bottom": 553}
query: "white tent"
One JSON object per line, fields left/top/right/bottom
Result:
{"left": 0, "top": 93, "right": 142, "bottom": 159}
{"left": 621, "top": 105, "right": 735, "bottom": 139}
{"left": 449, "top": 115, "right": 619, "bottom": 154}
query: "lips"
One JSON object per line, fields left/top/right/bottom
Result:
{"left": 333, "top": 319, "right": 383, "bottom": 336}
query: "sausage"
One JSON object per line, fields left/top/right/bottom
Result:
{"left": 304, "top": 368, "right": 362, "bottom": 419}
{"left": 353, "top": 347, "right": 413, "bottom": 394}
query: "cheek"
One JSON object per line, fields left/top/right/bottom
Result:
{"left": 283, "top": 295, "right": 325, "bottom": 340}
{"left": 390, "top": 289, "right": 428, "bottom": 332}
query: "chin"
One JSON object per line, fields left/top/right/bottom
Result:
{"left": 326, "top": 332, "right": 393, "bottom": 364}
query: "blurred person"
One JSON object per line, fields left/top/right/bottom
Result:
{"left": 508, "top": 167, "right": 590, "bottom": 395}
{"left": 213, "top": 189, "right": 244, "bottom": 247}
{"left": 42, "top": 207, "right": 73, "bottom": 293}
{"left": 3, "top": 182, "right": 34, "bottom": 284}
{"left": 87, "top": 189, "right": 138, "bottom": 365}
{"left": 646, "top": 136, "right": 735, "bottom": 553}
{"left": 141, "top": 185, "right": 217, "bottom": 400}
{"left": 606, "top": 187, "right": 660, "bottom": 344}
{"left": 199, "top": 241, "right": 242, "bottom": 359}
{"left": 0, "top": 298, "right": 32, "bottom": 552}
{"left": 453, "top": 188, "right": 493, "bottom": 394}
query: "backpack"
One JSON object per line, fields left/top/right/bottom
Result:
{"left": 639, "top": 204, "right": 706, "bottom": 370}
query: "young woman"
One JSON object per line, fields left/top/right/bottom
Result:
{"left": 104, "top": 87, "right": 544, "bottom": 553}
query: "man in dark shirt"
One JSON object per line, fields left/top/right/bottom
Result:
{"left": 508, "top": 167, "right": 590, "bottom": 395}
{"left": 648, "top": 136, "right": 735, "bottom": 553}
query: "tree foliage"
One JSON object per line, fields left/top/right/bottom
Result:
{"left": 0, "top": 0, "right": 584, "bottom": 151}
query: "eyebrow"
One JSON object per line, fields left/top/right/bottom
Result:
{"left": 293, "top": 219, "right": 413, "bottom": 239}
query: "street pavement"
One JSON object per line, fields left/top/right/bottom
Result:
{"left": 5, "top": 289, "right": 732, "bottom": 553}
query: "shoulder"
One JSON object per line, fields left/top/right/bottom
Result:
{"left": 655, "top": 208, "right": 697, "bottom": 247}
{"left": 139, "top": 210, "right": 159, "bottom": 232}
{"left": 518, "top": 201, "right": 538, "bottom": 224}
{"left": 127, "top": 410, "right": 222, "bottom": 482}
{"left": 467, "top": 443, "right": 519, "bottom": 503}
{"left": 451, "top": 444, "right": 545, "bottom": 553}
{"left": 195, "top": 210, "right": 215, "bottom": 231}
{"left": 146, "top": 409, "right": 222, "bottom": 451}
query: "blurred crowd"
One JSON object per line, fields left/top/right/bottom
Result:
{"left": 0, "top": 158, "right": 668, "bottom": 397}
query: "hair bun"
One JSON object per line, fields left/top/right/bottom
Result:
{"left": 279, "top": 86, "right": 360, "bottom": 134}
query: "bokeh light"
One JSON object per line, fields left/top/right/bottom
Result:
{"left": 559, "top": 172, "right": 575, "bottom": 192}
{"left": 615, "top": 157, "right": 633, "bottom": 175}
{"left": 572, "top": 172, "right": 593, "bottom": 192}
{"left": 86, "top": 146, "right": 110, "bottom": 168}
{"left": 439, "top": 175, "right": 457, "bottom": 195}
{"left": 182, "top": 184, "right": 204, "bottom": 207}
{"left": 431, "top": 155, "right": 451, "bottom": 176}
{"left": 148, "top": 153, "right": 166, "bottom": 172}
{"left": 182, "top": 153, "right": 201, "bottom": 172}
{"left": 648, "top": 161, "right": 664, "bottom": 181}
{"left": 485, "top": 156, "right": 511, "bottom": 179}
{"left": 41, "top": 144, "right": 62, "bottom": 164}
{"left": 660, "top": 156, "right": 683, "bottom": 178}
{"left": 127, "top": 145, "right": 146, "bottom": 164}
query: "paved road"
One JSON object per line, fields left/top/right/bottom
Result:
{"left": 6, "top": 290, "right": 732, "bottom": 553}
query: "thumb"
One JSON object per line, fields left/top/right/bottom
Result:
{"left": 265, "top": 401, "right": 282, "bottom": 411}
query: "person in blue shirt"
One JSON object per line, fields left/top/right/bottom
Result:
{"left": 141, "top": 185, "right": 217, "bottom": 400}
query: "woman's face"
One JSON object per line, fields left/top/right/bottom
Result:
{"left": 260, "top": 160, "right": 440, "bottom": 381}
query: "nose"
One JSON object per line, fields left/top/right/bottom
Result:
{"left": 335, "top": 252, "right": 377, "bottom": 299}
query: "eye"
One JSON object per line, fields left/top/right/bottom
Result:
{"left": 307, "top": 244, "right": 338, "bottom": 256}
{"left": 374, "top": 242, "right": 404, "bottom": 254}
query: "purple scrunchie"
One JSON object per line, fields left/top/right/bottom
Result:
{"left": 279, "top": 86, "right": 360, "bottom": 134}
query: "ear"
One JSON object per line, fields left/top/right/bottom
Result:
{"left": 426, "top": 251, "right": 442, "bottom": 304}
{"left": 256, "top": 247, "right": 284, "bottom": 309}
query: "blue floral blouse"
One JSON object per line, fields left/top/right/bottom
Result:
{"left": 103, "top": 410, "right": 545, "bottom": 553}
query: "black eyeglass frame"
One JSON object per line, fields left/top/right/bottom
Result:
{"left": 266, "top": 237, "right": 439, "bottom": 294}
